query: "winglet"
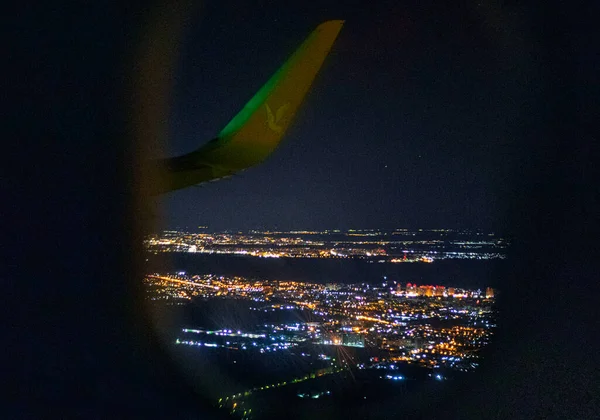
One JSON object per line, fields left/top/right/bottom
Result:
{"left": 201, "top": 20, "right": 344, "bottom": 169}
{"left": 158, "top": 20, "right": 344, "bottom": 193}
{"left": 218, "top": 21, "right": 344, "bottom": 139}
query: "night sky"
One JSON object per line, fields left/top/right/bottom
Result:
{"left": 160, "top": 0, "right": 537, "bottom": 232}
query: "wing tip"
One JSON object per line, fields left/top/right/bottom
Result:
{"left": 321, "top": 19, "right": 345, "bottom": 25}
{"left": 316, "top": 20, "right": 345, "bottom": 31}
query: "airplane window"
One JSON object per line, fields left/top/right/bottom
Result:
{"left": 9, "top": 1, "right": 593, "bottom": 418}
{"left": 138, "top": 2, "right": 530, "bottom": 419}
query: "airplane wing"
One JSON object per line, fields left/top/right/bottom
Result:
{"left": 154, "top": 20, "right": 344, "bottom": 194}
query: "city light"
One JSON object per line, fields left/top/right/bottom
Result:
{"left": 144, "top": 228, "right": 502, "bottom": 419}
{"left": 144, "top": 229, "right": 507, "bottom": 262}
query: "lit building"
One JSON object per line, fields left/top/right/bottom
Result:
{"left": 405, "top": 283, "right": 417, "bottom": 297}
{"left": 321, "top": 333, "right": 364, "bottom": 348}
{"left": 419, "top": 285, "right": 434, "bottom": 297}
{"left": 342, "top": 333, "right": 365, "bottom": 348}
{"left": 321, "top": 333, "right": 342, "bottom": 346}
{"left": 485, "top": 287, "right": 494, "bottom": 299}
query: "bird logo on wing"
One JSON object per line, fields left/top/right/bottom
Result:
{"left": 265, "top": 102, "right": 290, "bottom": 133}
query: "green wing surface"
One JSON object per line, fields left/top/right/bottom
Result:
{"left": 155, "top": 20, "right": 344, "bottom": 194}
